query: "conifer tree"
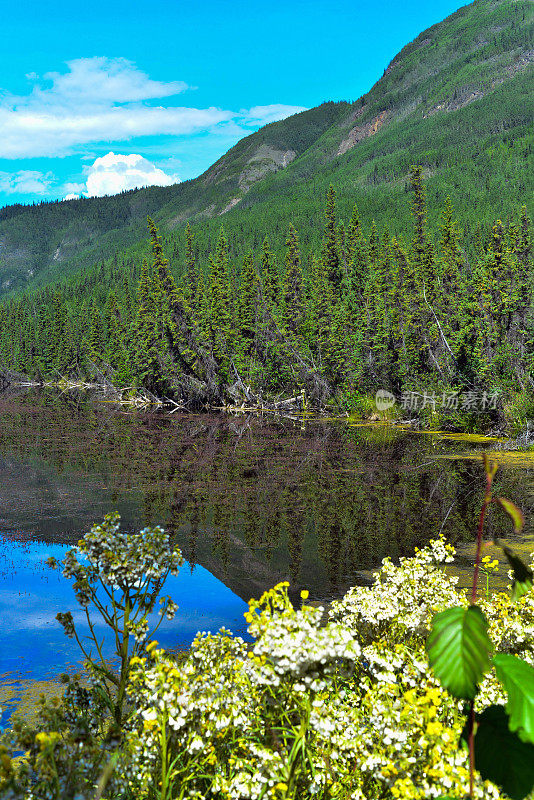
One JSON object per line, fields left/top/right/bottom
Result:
{"left": 134, "top": 258, "right": 163, "bottom": 393}
{"left": 322, "top": 185, "right": 343, "bottom": 291}
{"left": 307, "top": 252, "right": 334, "bottom": 368}
{"left": 337, "top": 220, "right": 347, "bottom": 276}
{"left": 88, "top": 301, "right": 103, "bottom": 362}
{"left": 237, "top": 251, "right": 258, "bottom": 357}
{"left": 433, "top": 197, "right": 467, "bottom": 377}
{"left": 147, "top": 216, "right": 187, "bottom": 387}
{"left": 368, "top": 221, "right": 379, "bottom": 267}
{"left": 260, "top": 237, "right": 281, "bottom": 307}
{"left": 184, "top": 222, "right": 199, "bottom": 311}
{"left": 409, "top": 165, "right": 435, "bottom": 291}
{"left": 346, "top": 204, "right": 368, "bottom": 299}
{"left": 517, "top": 205, "right": 532, "bottom": 267}
{"left": 283, "top": 224, "right": 304, "bottom": 335}
{"left": 438, "top": 197, "right": 464, "bottom": 290}
{"left": 207, "top": 229, "right": 232, "bottom": 379}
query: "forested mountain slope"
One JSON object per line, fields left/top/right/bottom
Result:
{"left": 0, "top": 0, "right": 531, "bottom": 296}
{"left": 0, "top": 102, "right": 351, "bottom": 294}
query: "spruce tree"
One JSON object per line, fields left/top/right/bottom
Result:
{"left": 135, "top": 258, "right": 163, "bottom": 392}
{"left": 237, "top": 251, "right": 258, "bottom": 357}
{"left": 283, "top": 224, "right": 304, "bottom": 335}
{"left": 184, "top": 222, "right": 199, "bottom": 311}
{"left": 368, "top": 221, "right": 379, "bottom": 267}
{"left": 322, "top": 185, "right": 343, "bottom": 291}
{"left": 207, "top": 229, "right": 232, "bottom": 379}
{"left": 260, "top": 237, "right": 281, "bottom": 308}
{"left": 346, "top": 204, "right": 368, "bottom": 299}
{"left": 87, "top": 301, "right": 103, "bottom": 362}
{"left": 517, "top": 205, "right": 532, "bottom": 267}
{"left": 409, "top": 165, "right": 435, "bottom": 291}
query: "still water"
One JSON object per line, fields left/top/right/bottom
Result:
{"left": 1, "top": 390, "right": 533, "bottom": 711}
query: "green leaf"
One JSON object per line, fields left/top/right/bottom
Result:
{"left": 426, "top": 605, "right": 492, "bottom": 700}
{"left": 501, "top": 546, "right": 533, "bottom": 601}
{"left": 514, "top": 581, "right": 534, "bottom": 601}
{"left": 495, "top": 497, "right": 524, "bottom": 534}
{"left": 93, "top": 684, "right": 115, "bottom": 714}
{"left": 471, "top": 705, "right": 534, "bottom": 800}
{"left": 494, "top": 653, "right": 534, "bottom": 744}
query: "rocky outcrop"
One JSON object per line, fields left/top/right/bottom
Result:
{"left": 238, "top": 144, "right": 297, "bottom": 191}
{"left": 337, "top": 110, "right": 390, "bottom": 156}
{"left": 424, "top": 49, "right": 534, "bottom": 117}
{"left": 220, "top": 197, "right": 241, "bottom": 215}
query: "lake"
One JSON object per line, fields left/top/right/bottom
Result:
{"left": 1, "top": 390, "right": 533, "bottom": 724}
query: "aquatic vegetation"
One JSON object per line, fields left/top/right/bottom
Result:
{"left": 440, "top": 450, "right": 534, "bottom": 469}
{"left": 0, "top": 679, "right": 65, "bottom": 728}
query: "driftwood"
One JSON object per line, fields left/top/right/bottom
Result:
{"left": 0, "top": 363, "right": 36, "bottom": 391}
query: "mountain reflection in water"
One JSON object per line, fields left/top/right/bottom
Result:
{"left": 0, "top": 390, "right": 533, "bottom": 682}
{"left": 0, "top": 536, "right": 248, "bottom": 684}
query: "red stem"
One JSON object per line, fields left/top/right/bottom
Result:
{"left": 467, "top": 464, "right": 493, "bottom": 796}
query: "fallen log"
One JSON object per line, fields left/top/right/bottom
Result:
{"left": 0, "top": 363, "right": 34, "bottom": 391}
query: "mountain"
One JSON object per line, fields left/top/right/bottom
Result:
{"left": 0, "top": 0, "right": 532, "bottom": 296}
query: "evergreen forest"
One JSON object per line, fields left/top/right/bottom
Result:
{"left": 0, "top": 166, "right": 532, "bottom": 427}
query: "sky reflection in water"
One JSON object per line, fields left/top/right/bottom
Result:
{"left": 2, "top": 393, "right": 533, "bottom": 730}
{"left": 0, "top": 534, "right": 249, "bottom": 683}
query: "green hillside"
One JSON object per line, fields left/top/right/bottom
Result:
{"left": 0, "top": 0, "right": 532, "bottom": 297}
{"left": 0, "top": 102, "right": 351, "bottom": 294}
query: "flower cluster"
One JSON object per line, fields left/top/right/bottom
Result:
{"left": 329, "top": 535, "right": 460, "bottom": 643}
{"left": 5, "top": 532, "right": 533, "bottom": 799}
{"left": 118, "top": 542, "right": 508, "bottom": 799}
{"left": 246, "top": 583, "right": 361, "bottom": 691}
{"left": 49, "top": 512, "right": 184, "bottom": 652}
{"left": 124, "top": 632, "right": 255, "bottom": 798}
{"left": 58, "top": 512, "right": 183, "bottom": 593}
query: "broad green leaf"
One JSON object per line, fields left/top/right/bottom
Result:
{"left": 501, "top": 546, "right": 533, "bottom": 601}
{"left": 494, "top": 653, "right": 534, "bottom": 744}
{"left": 470, "top": 705, "right": 534, "bottom": 800}
{"left": 426, "top": 605, "right": 492, "bottom": 700}
{"left": 495, "top": 497, "right": 525, "bottom": 534}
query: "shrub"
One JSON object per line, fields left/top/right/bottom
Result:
{"left": 2, "top": 498, "right": 533, "bottom": 798}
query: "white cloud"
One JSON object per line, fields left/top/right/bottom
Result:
{"left": 63, "top": 181, "right": 86, "bottom": 195}
{"left": 0, "top": 105, "right": 235, "bottom": 159}
{"left": 0, "top": 169, "right": 53, "bottom": 195}
{"left": 40, "top": 57, "right": 188, "bottom": 105}
{"left": 0, "top": 59, "right": 307, "bottom": 161}
{"left": 63, "top": 193, "right": 81, "bottom": 201}
{"left": 73, "top": 152, "right": 179, "bottom": 197}
{"left": 0, "top": 58, "right": 231, "bottom": 159}
{"left": 242, "top": 104, "right": 307, "bottom": 125}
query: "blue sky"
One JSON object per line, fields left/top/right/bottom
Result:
{"left": 0, "top": 0, "right": 464, "bottom": 208}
